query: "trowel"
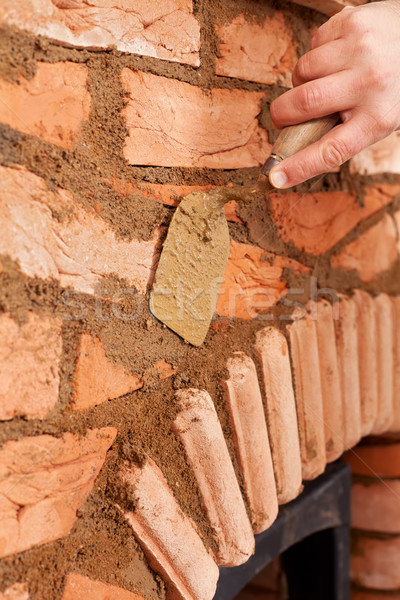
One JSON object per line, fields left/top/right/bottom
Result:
{"left": 150, "top": 114, "right": 339, "bottom": 346}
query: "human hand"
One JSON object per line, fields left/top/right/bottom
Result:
{"left": 269, "top": 1, "right": 400, "bottom": 188}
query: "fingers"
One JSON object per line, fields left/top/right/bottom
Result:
{"left": 269, "top": 114, "right": 377, "bottom": 189}
{"left": 292, "top": 39, "right": 351, "bottom": 87}
{"left": 310, "top": 6, "right": 355, "bottom": 50}
{"left": 271, "top": 70, "right": 360, "bottom": 129}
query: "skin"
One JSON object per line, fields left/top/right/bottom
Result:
{"left": 269, "top": 0, "right": 400, "bottom": 188}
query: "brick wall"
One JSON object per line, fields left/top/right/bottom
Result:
{"left": 0, "top": 0, "right": 399, "bottom": 599}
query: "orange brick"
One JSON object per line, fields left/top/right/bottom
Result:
{"left": 216, "top": 240, "right": 309, "bottom": 320}
{"left": 62, "top": 573, "right": 145, "bottom": 600}
{"left": 288, "top": 314, "right": 326, "bottom": 480}
{"left": 121, "top": 70, "right": 271, "bottom": 169}
{"left": 343, "top": 443, "right": 400, "bottom": 478}
{"left": 351, "top": 535, "right": 400, "bottom": 590}
{"left": 391, "top": 297, "right": 400, "bottom": 433}
{"left": 336, "top": 295, "right": 362, "bottom": 450}
{"left": 290, "top": 0, "right": 367, "bottom": 17}
{"left": 353, "top": 290, "right": 378, "bottom": 437}
{"left": 0, "top": 584, "right": 29, "bottom": 600}
{"left": 72, "top": 334, "right": 142, "bottom": 410}
{"left": 215, "top": 13, "right": 297, "bottom": 86}
{"left": 0, "top": 427, "right": 116, "bottom": 558}
{"left": 351, "top": 480, "right": 400, "bottom": 533}
{"left": 0, "top": 166, "right": 159, "bottom": 296}
{"left": 0, "top": 0, "right": 200, "bottom": 66}
{"left": 269, "top": 186, "right": 399, "bottom": 255}
{"left": 0, "top": 62, "right": 90, "bottom": 148}
{"left": 372, "top": 294, "right": 394, "bottom": 434}
{"left": 120, "top": 457, "right": 219, "bottom": 600}
{"left": 254, "top": 327, "right": 302, "bottom": 504}
{"left": 173, "top": 389, "right": 255, "bottom": 567}
{"left": 314, "top": 300, "right": 344, "bottom": 462}
{"left": 223, "top": 353, "right": 278, "bottom": 534}
{"left": 154, "top": 359, "right": 177, "bottom": 380}
{"left": 331, "top": 215, "right": 398, "bottom": 282}
{"left": 0, "top": 312, "right": 62, "bottom": 420}
{"left": 350, "top": 131, "right": 400, "bottom": 175}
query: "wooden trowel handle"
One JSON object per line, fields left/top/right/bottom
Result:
{"left": 261, "top": 114, "right": 340, "bottom": 177}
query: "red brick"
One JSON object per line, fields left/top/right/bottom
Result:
{"left": 0, "top": 427, "right": 116, "bottom": 558}
{"left": 290, "top": 0, "right": 367, "bottom": 17}
{"left": 254, "top": 327, "right": 302, "bottom": 504}
{"left": 72, "top": 334, "right": 142, "bottom": 410}
{"left": 351, "top": 480, "right": 400, "bottom": 533}
{"left": 391, "top": 297, "right": 400, "bottom": 433}
{"left": 215, "top": 13, "right": 297, "bottom": 86}
{"left": 289, "top": 315, "right": 326, "bottom": 480}
{"left": 353, "top": 290, "right": 378, "bottom": 437}
{"left": 351, "top": 131, "right": 400, "bottom": 175}
{"left": 372, "top": 294, "right": 394, "bottom": 434}
{"left": 0, "top": 62, "right": 90, "bottom": 148}
{"left": 314, "top": 300, "right": 344, "bottom": 462}
{"left": 216, "top": 240, "right": 309, "bottom": 320}
{"left": 343, "top": 443, "right": 400, "bottom": 478}
{"left": 223, "top": 353, "right": 278, "bottom": 534}
{"left": 121, "top": 70, "right": 271, "bottom": 168}
{"left": 336, "top": 295, "right": 362, "bottom": 449}
{"left": 120, "top": 457, "right": 219, "bottom": 600}
{"left": 62, "top": 573, "right": 145, "bottom": 600}
{"left": 0, "top": 166, "right": 160, "bottom": 296}
{"left": 269, "top": 186, "right": 398, "bottom": 255}
{"left": 0, "top": 0, "right": 200, "bottom": 66}
{"left": 331, "top": 215, "right": 398, "bottom": 282}
{"left": 351, "top": 535, "right": 400, "bottom": 590}
{"left": 0, "top": 312, "right": 62, "bottom": 420}
{"left": 173, "top": 389, "right": 255, "bottom": 567}
{"left": 0, "top": 584, "right": 29, "bottom": 600}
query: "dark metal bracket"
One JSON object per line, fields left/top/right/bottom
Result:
{"left": 214, "top": 461, "right": 351, "bottom": 600}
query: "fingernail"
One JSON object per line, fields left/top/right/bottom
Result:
{"left": 269, "top": 168, "right": 288, "bottom": 189}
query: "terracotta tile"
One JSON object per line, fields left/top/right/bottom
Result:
{"left": 335, "top": 295, "right": 362, "bottom": 449}
{"left": 0, "top": 166, "right": 160, "bottom": 296}
{"left": 391, "top": 297, "right": 400, "bottom": 433}
{"left": 352, "top": 290, "right": 379, "bottom": 436}
{"left": 72, "top": 334, "right": 143, "bottom": 410}
{"left": 0, "top": 0, "right": 200, "bottom": 66}
{"left": 288, "top": 315, "right": 326, "bottom": 480}
{"left": 351, "top": 480, "right": 400, "bottom": 533}
{"left": 222, "top": 352, "right": 278, "bottom": 534}
{"left": 343, "top": 443, "right": 400, "bottom": 478}
{"left": 0, "top": 312, "right": 62, "bottom": 420}
{"left": 0, "top": 583, "right": 29, "bottom": 600}
{"left": 121, "top": 70, "right": 271, "bottom": 169}
{"left": 351, "top": 534, "right": 400, "bottom": 590}
{"left": 254, "top": 327, "right": 302, "bottom": 503}
{"left": 173, "top": 389, "right": 255, "bottom": 566}
{"left": 120, "top": 457, "right": 219, "bottom": 600}
{"left": 331, "top": 215, "right": 398, "bottom": 282}
{"left": 62, "top": 573, "right": 145, "bottom": 600}
{"left": 314, "top": 300, "right": 344, "bottom": 462}
{"left": 350, "top": 131, "right": 400, "bottom": 175}
{"left": 0, "top": 62, "right": 90, "bottom": 148}
{"left": 372, "top": 294, "right": 394, "bottom": 434}
{"left": 216, "top": 13, "right": 297, "bottom": 86}
{"left": 0, "top": 427, "right": 117, "bottom": 558}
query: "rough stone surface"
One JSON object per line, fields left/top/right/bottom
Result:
{"left": 215, "top": 13, "right": 297, "bottom": 86}
{"left": 0, "top": 62, "right": 90, "bottom": 149}
{"left": 254, "top": 327, "right": 302, "bottom": 504}
{"left": 0, "top": 312, "right": 62, "bottom": 420}
{"left": 351, "top": 480, "right": 400, "bottom": 533}
{"left": 216, "top": 240, "right": 309, "bottom": 320}
{"left": 350, "top": 131, "right": 400, "bottom": 175}
{"left": 331, "top": 215, "right": 398, "bottom": 282}
{"left": 121, "top": 70, "right": 271, "bottom": 168}
{"left": 120, "top": 457, "right": 219, "bottom": 600}
{"left": 269, "top": 186, "right": 399, "bottom": 255}
{"left": 0, "top": 427, "right": 117, "bottom": 558}
{"left": 0, "top": 0, "right": 200, "bottom": 66}
{"left": 0, "top": 584, "right": 29, "bottom": 600}
{"left": 372, "top": 294, "right": 394, "bottom": 434}
{"left": 343, "top": 443, "right": 400, "bottom": 478}
{"left": 223, "top": 352, "right": 278, "bottom": 534}
{"left": 351, "top": 535, "right": 400, "bottom": 590}
{"left": 288, "top": 314, "right": 326, "bottom": 480}
{"left": 173, "top": 389, "right": 255, "bottom": 567}
{"left": 72, "top": 334, "right": 143, "bottom": 410}
{"left": 0, "top": 166, "right": 159, "bottom": 296}
{"left": 62, "top": 573, "right": 146, "bottom": 600}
